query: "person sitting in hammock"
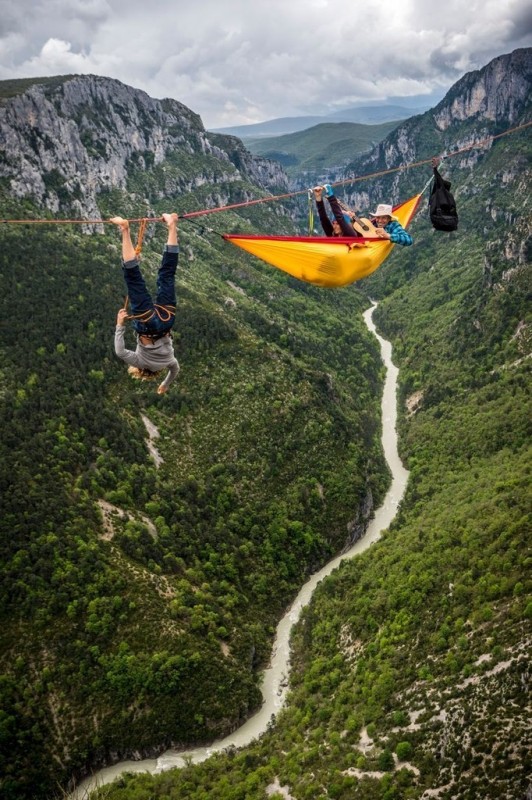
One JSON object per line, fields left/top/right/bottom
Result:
{"left": 369, "top": 203, "right": 413, "bottom": 246}
{"left": 313, "top": 185, "right": 362, "bottom": 238}
{"left": 111, "top": 212, "right": 180, "bottom": 395}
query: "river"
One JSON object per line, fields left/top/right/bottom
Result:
{"left": 70, "top": 302, "right": 409, "bottom": 799}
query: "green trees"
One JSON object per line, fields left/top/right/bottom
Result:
{"left": 395, "top": 741, "right": 413, "bottom": 761}
{"left": 0, "top": 204, "right": 386, "bottom": 799}
{"left": 90, "top": 111, "right": 532, "bottom": 800}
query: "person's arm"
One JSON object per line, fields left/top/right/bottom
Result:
{"left": 157, "top": 359, "right": 180, "bottom": 394}
{"left": 313, "top": 187, "right": 333, "bottom": 236}
{"left": 326, "top": 195, "right": 360, "bottom": 237}
{"left": 387, "top": 221, "right": 413, "bottom": 246}
{"left": 317, "top": 199, "right": 334, "bottom": 236}
{"left": 114, "top": 310, "right": 139, "bottom": 365}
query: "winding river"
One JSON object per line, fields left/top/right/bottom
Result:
{"left": 71, "top": 302, "right": 409, "bottom": 800}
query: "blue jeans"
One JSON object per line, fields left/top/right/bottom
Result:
{"left": 123, "top": 248, "right": 178, "bottom": 335}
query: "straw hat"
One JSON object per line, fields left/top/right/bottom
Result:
{"left": 369, "top": 203, "right": 397, "bottom": 219}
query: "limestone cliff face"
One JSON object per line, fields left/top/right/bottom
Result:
{"left": 341, "top": 48, "right": 531, "bottom": 211}
{"left": 432, "top": 48, "right": 532, "bottom": 130}
{"left": 0, "top": 74, "right": 289, "bottom": 218}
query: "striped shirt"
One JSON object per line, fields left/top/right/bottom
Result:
{"left": 385, "top": 220, "right": 413, "bottom": 246}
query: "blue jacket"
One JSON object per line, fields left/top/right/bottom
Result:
{"left": 385, "top": 220, "right": 413, "bottom": 246}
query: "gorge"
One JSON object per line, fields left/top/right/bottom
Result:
{"left": 0, "top": 49, "right": 530, "bottom": 800}
{"left": 71, "top": 302, "right": 409, "bottom": 799}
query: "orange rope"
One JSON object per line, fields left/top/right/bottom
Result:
{"left": 134, "top": 217, "right": 148, "bottom": 256}
{"left": 125, "top": 304, "right": 176, "bottom": 323}
{"left": 1, "top": 121, "right": 530, "bottom": 226}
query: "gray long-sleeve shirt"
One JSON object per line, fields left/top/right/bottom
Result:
{"left": 114, "top": 326, "right": 180, "bottom": 390}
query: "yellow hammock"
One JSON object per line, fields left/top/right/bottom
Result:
{"left": 223, "top": 194, "right": 421, "bottom": 287}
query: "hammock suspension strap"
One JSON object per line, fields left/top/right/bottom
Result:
{"left": 307, "top": 190, "right": 315, "bottom": 235}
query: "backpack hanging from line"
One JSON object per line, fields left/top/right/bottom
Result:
{"left": 429, "top": 167, "right": 459, "bottom": 232}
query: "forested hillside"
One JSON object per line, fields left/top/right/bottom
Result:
{"left": 87, "top": 48, "right": 531, "bottom": 800}
{"left": 243, "top": 120, "right": 402, "bottom": 183}
{"left": 0, "top": 76, "right": 387, "bottom": 800}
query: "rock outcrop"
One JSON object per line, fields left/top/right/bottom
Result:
{"left": 0, "top": 74, "right": 289, "bottom": 218}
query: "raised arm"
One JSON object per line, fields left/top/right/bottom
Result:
{"left": 313, "top": 186, "right": 333, "bottom": 236}
{"left": 162, "top": 212, "right": 179, "bottom": 246}
{"left": 109, "top": 217, "right": 137, "bottom": 262}
{"left": 326, "top": 195, "right": 360, "bottom": 238}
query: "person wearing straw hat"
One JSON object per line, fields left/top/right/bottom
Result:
{"left": 369, "top": 203, "right": 413, "bottom": 246}
{"left": 111, "top": 213, "right": 180, "bottom": 394}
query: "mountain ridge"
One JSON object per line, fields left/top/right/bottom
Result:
{"left": 0, "top": 73, "right": 290, "bottom": 221}
{"left": 209, "top": 103, "right": 429, "bottom": 138}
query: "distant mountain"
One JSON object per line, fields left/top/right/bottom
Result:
{"left": 244, "top": 120, "right": 402, "bottom": 183}
{"left": 210, "top": 104, "right": 429, "bottom": 138}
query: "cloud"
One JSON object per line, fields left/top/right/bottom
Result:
{"left": 25, "top": 38, "right": 93, "bottom": 72}
{"left": 0, "top": 0, "right": 531, "bottom": 127}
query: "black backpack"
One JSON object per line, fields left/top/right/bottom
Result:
{"left": 429, "top": 167, "right": 458, "bottom": 232}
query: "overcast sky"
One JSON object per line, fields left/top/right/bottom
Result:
{"left": 1, "top": 0, "right": 531, "bottom": 128}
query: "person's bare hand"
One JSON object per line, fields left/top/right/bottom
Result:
{"left": 313, "top": 186, "right": 323, "bottom": 200}
{"left": 116, "top": 308, "right": 129, "bottom": 326}
{"left": 110, "top": 216, "right": 129, "bottom": 231}
{"left": 375, "top": 227, "right": 390, "bottom": 240}
{"left": 162, "top": 212, "right": 178, "bottom": 227}
{"left": 157, "top": 383, "right": 168, "bottom": 395}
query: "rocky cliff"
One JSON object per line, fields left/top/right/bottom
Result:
{"left": 0, "top": 74, "right": 289, "bottom": 219}
{"left": 433, "top": 47, "right": 532, "bottom": 129}
{"left": 340, "top": 47, "right": 532, "bottom": 210}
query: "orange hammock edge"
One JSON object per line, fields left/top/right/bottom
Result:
{"left": 224, "top": 194, "right": 422, "bottom": 287}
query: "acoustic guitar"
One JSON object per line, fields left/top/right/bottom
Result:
{"left": 347, "top": 210, "right": 380, "bottom": 238}
{"left": 332, "top": 193, "right": 380, "bottom": 237}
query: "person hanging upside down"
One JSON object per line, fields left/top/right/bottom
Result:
{"left": 111, "top": 213, "right": 180, "bottom": 395}
{"left": 313, "top": 185, "right": 362, "bottom": 237}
